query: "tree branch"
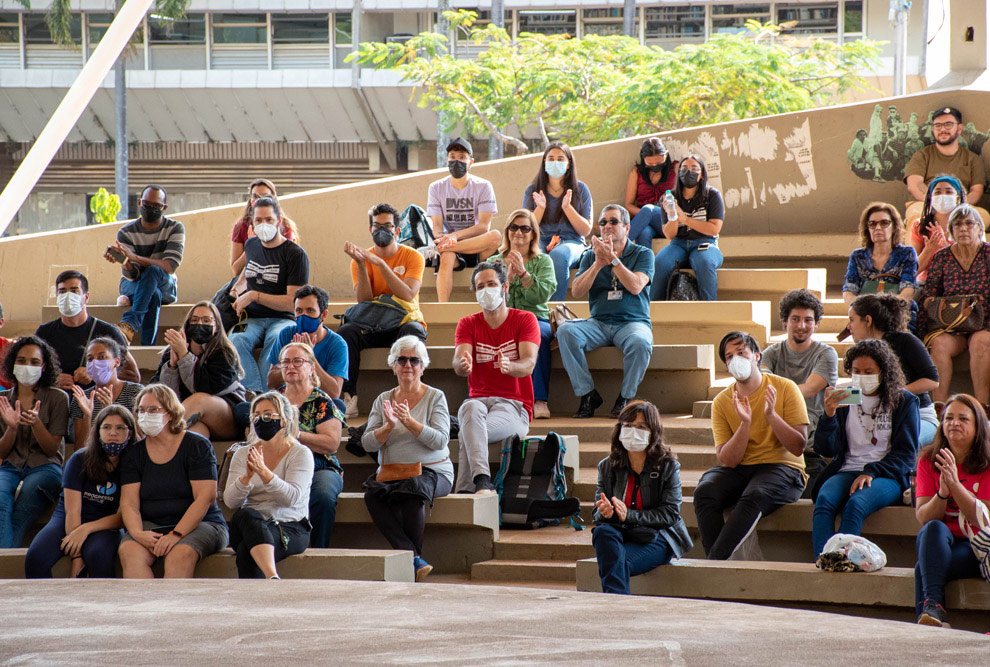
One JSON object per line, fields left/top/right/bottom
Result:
{"left": 455, "top": 86, "right": 529, "bottom": 153}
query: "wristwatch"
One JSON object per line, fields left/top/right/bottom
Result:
{"left": 171, "top": 529, "right": 185, "bottom": 539}
{"left": 610, "top": 257, "right": 620, "bottom": 267}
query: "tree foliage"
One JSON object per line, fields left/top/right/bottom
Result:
{"left": 14, "top": 0, "right": 189, "bottom": 47}
{"left": 349, "top": 10, "right": 882, "bottom": 152}
{"left": 90, "top": 187, "right": 121, "bottom": 224}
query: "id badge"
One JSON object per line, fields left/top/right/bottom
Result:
{"left": 607, "top": 290, "right": 623, "bottom": 301}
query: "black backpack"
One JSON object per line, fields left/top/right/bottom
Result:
{"left": 492, "top": 432, "right": 583, "bottom": 530}
{"left": 666, "top": 268, "right": 700, "bottom": 301}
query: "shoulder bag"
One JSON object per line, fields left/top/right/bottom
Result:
{"left": 921, "top": 294, "right": 985, "bottom": 348}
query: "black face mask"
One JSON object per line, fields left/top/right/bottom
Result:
{"left": 254, "top": 418, "right": 283, "bottom": 441}
{"left": 647, "top": 164, "right": 665, "bottom": 173}
{"left": 679, "top": 171, "right": 701, "bottom": 188}
{"left": 448, "top": 160, "right": 468, "bottom": 179}
{"left": 141, "top": 206, "right": 163, "bottom": 223}
{"left": 187, "top": 324, "right": 214, "bottom": 345}
{"left": 372, "top": 229, "right": 394, "bottom": 248}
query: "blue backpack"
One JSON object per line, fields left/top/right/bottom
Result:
{"left": 493, "top": 432, "right": 583, "bottom": 530}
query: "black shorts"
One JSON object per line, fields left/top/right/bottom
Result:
{"left": 433, "top": 252, "right": 479, "bottom": 274}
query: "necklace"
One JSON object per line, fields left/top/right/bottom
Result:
{"left": 855, "top": 402, "right": 881, "bottom": 446}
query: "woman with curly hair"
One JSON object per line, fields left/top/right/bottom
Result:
{"left": 0, "top": 335, "right": 69, "bottom": 548}
{"left": 811, "top": 339, "right": 920, "bottom": 559}
{"left": 591, "top": 400, "right": 692, "bottom": 594}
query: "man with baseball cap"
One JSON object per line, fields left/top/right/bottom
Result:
{"left": 905, "top": 106, "right": 985, "bottom": 204}
{"left": 426, "top": 137, "right": 501, "bottom": 302}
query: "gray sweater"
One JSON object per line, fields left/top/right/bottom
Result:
{"left": 222, "top": 442, "right": 314, "bottom": 523}
{"left": 361, "top": 385, "right": 454, "bottom": 484}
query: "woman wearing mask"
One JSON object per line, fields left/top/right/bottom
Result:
{"left": 25, "top": 405, "right": 135, "bottom": 578}
{"left": 0, "top": 336, "right": 69, "bottom": 548}
{"left": 489, "top": 210, "right": 557, "bottom": 419}
{"left": 230, "top": 179, "right": 299, "bottom": 276}
{"left": 223, "top": 392, "right": 313, "bottom": 580}
{"left": 908, "top": 176, "right": 965, "bottom": 283}
{"left": 592, "top": 400, "right": 692, "bottom": 595}
{"left": 68, "top": 338, "right": 143, "bottom": 447}
{"left": 151, "top": 301, "right": 245, "bottom": 443}
{"left": 522, "top": 142, "right": 592, "bottom": 301}
{"left": 118, "top": 384, "right": 228, "bottom": 578}
{"left": 625, "top": 138, "right": 679, "bottom": 247}
{"left": 650, "top": 155, "right": 725, "bottom": 301}
{"left": 812, "top": 340, "right": 920, "bottom": 559}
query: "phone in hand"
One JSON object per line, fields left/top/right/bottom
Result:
{"left": 107, "top": 247, "right": 126, "bottom": 263}
{"left": 835, "top": 387, "right": 862, "bottom": 405}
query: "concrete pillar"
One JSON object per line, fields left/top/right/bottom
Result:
{"left": 947, "top": 0, "right": 988, "bottom": 72}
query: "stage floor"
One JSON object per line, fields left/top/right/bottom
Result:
{"left": 1, "top": 579, "right": 987, "bottom": 665}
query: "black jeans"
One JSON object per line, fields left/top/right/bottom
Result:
{"left": 363, "top": 474, "right": 452, "bottom": 557}
{"left": 338, "top": 321, "right": 427, "bottom": 396}
{"left": 693, "top": 463, "right": 804, "bottom": 560}
{"left": 228, "top": 508, "right": 310, "bottom": 579}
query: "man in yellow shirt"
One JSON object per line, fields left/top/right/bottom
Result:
{"left": 694, "top": 331, "right": 809, "bottom": 560}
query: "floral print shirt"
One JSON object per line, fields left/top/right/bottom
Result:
{"left": 279, "top": 385, "right": 345, "bottom": 473}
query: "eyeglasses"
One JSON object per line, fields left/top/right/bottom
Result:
{"left": 139, "top": 200, "right": 165, "bottom": 211}
{"left": 99, "top": 424, "right": 130, "bottom": 434}
{"left": 952, "top": 220, "right": 981, "bottom": 228}
{"left": 394, "top": 356, "right": 422, "bottom": 367}
{"left": 372, "top": 224, "right": 396, "bottom": 232}
{"left": 189, "top": 317, "right": 215, "bottom": 325}
{"left": 507, "top": 224, "right": 533, "bottom": 233}
{"left": 867, "top": 219, "right": 893, "bottom": 229}
{"left": 135, "top": 407, "right": 167, "bottom": 415}
{"left": 279, "top": 358, "right": 310, "bottom": 369}
{"left": 252, "top": 413, "right": 282, "bottom": 424}
{"left": 599, "top": 218, "right": 623, "bottom": 226}
{"left": 933, "top": 122, "right": 957, "bottom": 130}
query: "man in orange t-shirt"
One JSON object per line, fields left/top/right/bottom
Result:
{"left": 340, "top": 203, "right": 428, "bottom": 418}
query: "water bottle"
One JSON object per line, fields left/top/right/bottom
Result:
{"left": 664, "top": 190, "right": 678, "bottom": 222}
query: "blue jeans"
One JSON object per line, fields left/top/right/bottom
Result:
{"left": 592, "top": 523, "right": 674, "bottom": 595}
{"left": 628, "top": 205, "right": 665, "bottom": 247}
{"left": 651, "top": 237, "right": 723, "bottom": 301}
{"left": 310, "top": 462, "right": 343, "bottom": 548}
{"left": 24, "top": 506, "right": 120, "bottom": 577}
{"left": 119, "top": 266, "right": 177, "bottom": 345}
{"left": 556, "top": 319, "right": 653, "bottom": 399}
{"left": 0, "top": 462, "right": 62, "bottom": 548}
{"left": 811, "top": 471, "right": 902, "bottom": 558}
{"left": 919, "top": 419, "right": 937, "bottom": 448}
{"left": 914, "top": 520, "right": 982, "bottom": 614}
{"left": 230, "top": 317, "right": 297, "bottom": 392}
{"left": 534, "top": 318, "right": 552, "bottom": 402}
{"left": 540, "top": 238, "right": 585, "bottom": 302}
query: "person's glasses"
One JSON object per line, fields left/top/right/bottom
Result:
{"left": 953, "top": 220, "right": 980, "bottom": 228}
{"left": 135, "top": 407, "right": 167, "bottom": 415}
{"left": 508, "top": 224, "right": 533, "bottom": 233}
{"left": 279, "top": 358, "right": 310, "bottom": 368}
{"left": 189, "top": 317, "right": 215, "bottom": 325}
{"left": 395, "top": 356, "right": 422, "bottom": 367}
{"left": 100, "top": 424, "right": 130, "bottom": 434}
{"left": 139, "top": 201, "right": 165, "bottom": 211}
{"left": 599, "top": 218, "right": 623, "bottom": 226}
{"left": 867, "top": 219, "right": 893, "bottom": 229}
{"left": 372, "top": 224, "right": 395, "bottom": 232}
{"left": 933, "top": 122, "right": 957, "bottom": 130}
{"left": 252, "top": 413, "right": 282, "bottom": 423}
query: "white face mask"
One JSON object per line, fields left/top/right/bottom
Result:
{"left": 138, "top": 413, "right": 167, "bottom": 437}
{"left": 254, "top": 222, "right": 278, "bottom": 243}
{"left": 57, "top": 292, "right": 84, "bottom": 317}
{"left": 13, "top": 364, "right": 43, "bottom": 386}
{"left": 476, "top": 286, "right": 504, "bottom": 311}
{"left": 619, "top": 426, "right": 651, "bottom": 452}
{"left": 932, "top": 194, "right": 959, "bottom": 215}
{"left": 852, "top": 373, "right": 881, "bottom": 395}
{"left": 727, "top": 355, "right": 753, "bottom": 382}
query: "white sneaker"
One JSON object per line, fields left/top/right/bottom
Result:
{"left": 116, "top": 295, "right": 131, "bottom": 307}
{"left": 342, "top": 393, "right": 359, "bottom": 420}
{"left": 418, "top": 243, "right": 437, "bottom": 264}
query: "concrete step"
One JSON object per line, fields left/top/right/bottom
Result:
{"left": 692, "top": 400, "right": 713, "bottom": 418}
{"left": 470, "top": 558, "right": 577, "bottom": 583}
{"left": 492, "top": 526, "right": 595, "bottom": 562}
{"left": 577, "top": 441, "right": 716, "bottom": 470}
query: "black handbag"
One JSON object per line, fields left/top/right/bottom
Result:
{"left": 211, "top": 275, "right": 240, "bottom": 333}
{"left": 666, "top": 268, "right": 700, "bottom": 301}
{"left": 337, "top": 295, "right": 414, "bottom": 334}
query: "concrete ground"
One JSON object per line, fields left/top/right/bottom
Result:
{"left": 1, "top": 580, "right": 987, "bottom": 665}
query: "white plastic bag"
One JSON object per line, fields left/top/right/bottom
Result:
{"left": 819, "top": 533, "right": 888, "bottom": 572}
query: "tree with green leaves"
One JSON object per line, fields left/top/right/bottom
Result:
{"left": 350, "top": 10, "right": 882, "bottom": 153}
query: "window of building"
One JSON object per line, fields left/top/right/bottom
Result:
{"left": 711, "top": 4, "right": 771, "bottom": 35}
{"left": 582, "top": 8, "right": 637, "bottom": 37}
{"left": 843, "top": 1, "right": 864, "bottom": 36}
{"left": 644, "top": 5, "right": 706, "bottom": 41}
{"left": 518, "top": 10, "right": 576, "bottom": 36}
{"left": 149, "top": 13, "right": 206, "bottom": 43}
{"left": 212, "top": 13, "right": 267, "bottom": 45}
{"left": 0, "top": 13, "right": 19, "bottom": 44}
{"left": 776, "top": 3, "right": 839, "bottom": 35}
{"left": 334, "top": 13, "right": 352, "bottom": 46}
{"left": 272, "top": 13, "right": 329, "bottom": 44}
{"left": 24, "top": 12, "right": 81, "bottom": 43}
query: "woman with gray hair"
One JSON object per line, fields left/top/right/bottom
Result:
{"left": 223, "top": 391, "right": 314, "bottom": 579}
{"left": 919, "top": 204, "right": 990, "bottom": 412}
{"left": 362, "top": 335, "right": 453, "bottom": 581}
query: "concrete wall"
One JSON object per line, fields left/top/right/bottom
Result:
{"left": 2, "top": 85, "right": 989, "bottom": 327}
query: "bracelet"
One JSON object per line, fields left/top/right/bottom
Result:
{"left": 936, "top": 490, "right": 950, "bottom": 500}
{"left": 171, "top": 529, "right": 185, "bottom": 538}
{"left": 71, "top": 556, "right": 83, "bottom": 560}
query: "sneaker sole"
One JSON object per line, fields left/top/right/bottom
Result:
{"left": 918, "top": 613, "right": 947, "bottom": 628}
{"left": 415, "top": 564, "right": 433, "bottom": 582}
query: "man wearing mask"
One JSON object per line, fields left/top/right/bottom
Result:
{"left": 229, "top": 196, "right": 309, "bottom": 392}
{"left": 105, "top": 185, "right": 184, "bottom": 345}
{"left": 693, "top": 331, "right": 809, "bottom": 560}
{"left": 905, "top": 106, "right": 985, "bottom": 204}
{"left": 453, "top": 262, "right": 540, "bottom": 494}
{"left": 266, "top": 285, "right": 348, "bottom": 397}
{"left": 36, "top": 270, "right": 140, "bottom": 390}
{"left": 557, "top": 205, "right": 655, "bottom": 419}
{"left": 426, "top": 138, "right": 501, "bottom": 303}
{"left": 339, "top": 203, "right": 427, "bottom": 418}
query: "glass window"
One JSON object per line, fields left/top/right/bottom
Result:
{"left": 644, "top": 5, "right": 706, "bottom": 40}
{"left": 0, "top": 13, "right": 18, "bottom": 44}
{"left": 212, "top": 13, "right": 266, "bottom": 45}
{"left": 844, "top": 1, "right": 863, "bottom": 35}
{"left": 88, "top": 12, "right": 112, "bottom": 44}
{"left": 273, "top": 13, "right": 329, "bottom": 44}
{"left": 149, "top": 13, "right": 206, "bottom": 43}
{"left": 711, "top": 4, "right": 771, "bottom": 35}
{"left": 518, "top": 10, "right": 576, "bottom": 36}
{"left": 334, "top": 13, "right": 352, "bottom": 45}
{"left": 777, "top": 3, "right": 839, "bottom": 35}
{"left": 24, "top": 13, "right": 81, "bottom": 43}
{"left": 582, "top": 7, "right": 637, "bottom": 37}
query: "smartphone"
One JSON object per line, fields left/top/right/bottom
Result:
{"left": 835, "top": 387, "right": 862, "bottom": 405}
{"left": 107, "top": 247, "right": 126, "bottom": 263}
{"left": 697, "top": 243, "right": 711, "bottom": 251}
{"left": 151, "top": 524, "right": 177, "bottom": 535}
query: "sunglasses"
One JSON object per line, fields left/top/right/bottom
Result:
{"left": 508, "top": 224, "right": 533, "bottom": 233}
{"left": 395, "top": 356, "right": 422, "bottom": 367}
{"left": 867, "top": 219, "right": 892, "bottom": 229}
{"left": 599, "top": 218, "right": 623, "bottom": 226}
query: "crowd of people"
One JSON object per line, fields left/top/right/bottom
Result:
{"left": 0, "top": 112, "right": 988, "bottom": 630}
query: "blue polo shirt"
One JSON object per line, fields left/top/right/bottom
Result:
{"left": 577, "top": 241, "right": 654, "bottom": 325}
{"left": 267, "top": 325, "right": 349, "bottom": 379}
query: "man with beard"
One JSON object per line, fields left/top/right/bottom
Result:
{"left": 759, "top": 289, "right": 837, "bottom": 496}
{"left": 905, "top": 106, "right": 985, "bottom": 204}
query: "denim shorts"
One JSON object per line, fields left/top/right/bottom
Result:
{"left": 121, "top": 520, "right": 229, "bottom": 559}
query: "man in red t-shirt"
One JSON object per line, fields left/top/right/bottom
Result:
{"left": 453, "top": 262, "right": 540, "bottom": 493}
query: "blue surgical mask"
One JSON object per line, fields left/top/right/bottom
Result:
{"left": 544, "top": 161, "right": 568, "bottom": 179}
{"left": 296, "top": 314, "right": 322, "bottom": 334}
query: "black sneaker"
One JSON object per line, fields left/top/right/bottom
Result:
{"left": 610, "top": 396, "right": 629, "bottom": 419}
{"left": 573, "top": 389, "right": 603, "bottom": 419}
{"left": 473, "top": 474, "right": 496, "bottom": 495}
{"left": 918, "top": 599, "right": 950, "bottom": 628}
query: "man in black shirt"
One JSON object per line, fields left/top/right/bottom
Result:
{"left": 229, "top": 197, "right": 310, "bottom": 392}
{"left": 35, "top": 270, "right": 140, "bottom": 390}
